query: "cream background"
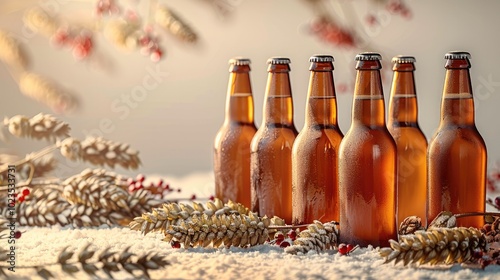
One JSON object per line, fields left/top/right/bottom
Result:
{"left": 0, "top": 0, "right": 499, "bottom": 178}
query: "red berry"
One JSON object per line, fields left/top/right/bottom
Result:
{"left": 346, "top": 244, "right": 355, "bottom": 253}
{"left": 135, "top": 181, "right": 143, "bottom": 189}
{"left": 128, "top": 184, "right": 136, "bottom": 192}
{"left": 275, "top": 232, "right": 285, "bottom": 242}
{"left": 150, "top": 49, "right": 163, "bottom": 62}
{"left": 365, "top": 14, "right": 378, "bottom": 26}
{"left": 14, "top": 231, "right": 22, "bottom": 239}
{"left": 338, "top": 243, "right": 348, "bottom": 255}
{"left": 287, "top": 230, "right": 297, "bottom": 241}
{"left": 171, "top": 240, "right": 181, "bottom": 249}
{"left": 208, "top": 195, "right": 215, "bottom": 201}
{"left": 127, "top": 178, "right": 135, "bottom": 185}
{"left": 136, "top": 174, "right": 146, "bottom": 182}
{"left": 190, "top": 194, "right": 196, "bottom": 200}
{"left": 279, "top": 241, "right": 291, "bottom": 248}
{"left": 472, "top": 249, "right": 483, "bottom": 259}
{"left": 72, "top": 44, "right": 89, "bottom": 60}
{"left": 22, "top": 188, "right": 30, "bottom": 196}
{"left": 156, "top": 179, "right": 164, "bottom": 187}
{"left": 495, "top": 196, "right": 500, "bottom": 208}
{"left": 18, "top": 196, "right": 25, "bottom": 203}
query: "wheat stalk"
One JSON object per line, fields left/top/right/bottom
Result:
{"left": 0, "top": 29, "right": 30, "bottom": 70}
{"left": 19, "top": 72, "right": 79, "bottom": 113}
{"left": 285, "top": 220, "right": 339, "bottom": 254}
{"left": 155, "top": 6, "right": 197, "bottom": 43}
{"left": 79, "top": 137, "right": 141, "bottom": 170}
{"left": 3, "top": 113, "right": 70, "bottom": 141}
{"left": 0, "top": 244, "right": 169, "bottom": 279}
{"left": 104, "top": 18, "right": 141, "bottom": 51}
{"left": 380, "top": 227, "right": 486, "bottom": 266}
{"left": 23, "top": 7, "right": 59, "bottom": 37}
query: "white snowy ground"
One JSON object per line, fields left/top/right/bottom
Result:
{"left": 5, "top": 172, "right": 500, "bottom": 280}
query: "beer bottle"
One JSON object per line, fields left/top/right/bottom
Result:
{"left": 427, "top": 51, "right": 487, "bottom": 228}
{"left": 292, "top": 55, "right": 343, "bottom": 225}
{"left": 338, "top": 53, "right": 397, "bottom": 247}
{"left": 251, "top": 57, "right": 298, "bottom": 223}
{"left": 214, "top": 57, "right": 257, "bottom": 208}
{"left": 387, "top": 56, "right": 427, "bottom": 227}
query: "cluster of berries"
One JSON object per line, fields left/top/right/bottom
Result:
{"left": 126, "top": 174, "right": 205, "bottom": 201}
{"left": 309, "top": 17, "right": 355, "bottom": 48}
{"left": 138, "top": 32, "right": 164, "bottom": 62}
{"left": 271, "top": 230, "right": 298, "bottom": 248}
{"left": 337, "top": 243, "right": 358, "bottom": 255}
{"left": 51, "top": 28, "right": 94, "bottom": 60}
{"left": 95, "top": 0, "right": 120, "bottom": 17}
{"left": 126, "top": 174, "right": 178, "bottom": 195}
{"left": 15, "top": 188, "right": 31, "bottom": 203}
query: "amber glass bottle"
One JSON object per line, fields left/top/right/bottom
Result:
{"left": 292, "top": 55, "right": 343, "bottom": 225}
{"left": 338, "top": 53, "right": 397, "bottom": 247}
{"left": 214, "top": 57, "right": 257, "bottom": 208}
{"left": 251, "top": 57, "right": 298, "bottom": 223}
{"left": 387, "top": 56, "right": 427, "bottom": 228}
{"left": 427, "top": 51, "right": 487, "bottom": 228}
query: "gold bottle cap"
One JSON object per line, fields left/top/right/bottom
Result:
{"left": 392, "top": 55, "right": 416, "bottom": 64}
{"left": 229, "top": 57, "right": 251, "bottom": 65}
{"left": 309, "top": 55, "right": 334, "bottom": 62}
{"left": 355, "top": 52, "right": 382, "bottom": 61}
{"left": 445, "top": 51, "right": 471, "bottom": 60}
{"left": 267, "top": 57, "right": 291, "bottom": 65}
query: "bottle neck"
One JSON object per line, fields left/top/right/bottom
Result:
{"left": 388, "top": 71, "right": 418, "bottom": 126}
{"left": 225, "top": 71, "right": 254, "bottom": 124}
{"left": 305, "top": 70, "right": 338, "bottom": 126}
{"left": 263, "top": 70, "right": 294, "bottom": 126}
{"left": 440, "top": 68, "right": 475, "bottom": 126}
{"left": 352, "top": 69, "right": 386, "bottom": 126}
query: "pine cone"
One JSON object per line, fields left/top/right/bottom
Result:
{"left": 481, "top": 216, "right": 500, "bottom": 243}
{"left": 285, "top": 221, "right": 339, "bottom": 255}
{"left": 63, "top": 168, "right": 129, "bottom": 211}
{"left": 428, "top": 211, "right": 457, "bottom": 228}
{"left": 399, "top": 216, "right": 425, "bottom": 235}
{"left": 380, "top": 227, "right": 487, "bottom": 266}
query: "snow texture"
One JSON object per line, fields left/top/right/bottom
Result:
{"left": 4, "top": 172, "right": 500, "bottom": 279}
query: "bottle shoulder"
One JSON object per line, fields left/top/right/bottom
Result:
{"left": 429, "top": 125, "right": 486, "bottom": 147}
{"left": 341, "top": 125, "right": 396, "bottom": 149}
{"left": 389, "top": 126, "right": 427, "bottom": 144}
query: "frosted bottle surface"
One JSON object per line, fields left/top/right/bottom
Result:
{"left": 338, "top": 53, "right": 397, "bottom": 247}
{"left": 214, "top": 58, "right": 257, "bottom": 208}
{"left": 250, "top": 57, "right": 298, "bottom": 224}
{"left": 427, "top": 51, "right": 487, "bottom": 228}
{"left": 292, "top": 55, "right": 343, "bottom": 225}
{"left": 387, "top": 56, "right": 428, "bottom": 228}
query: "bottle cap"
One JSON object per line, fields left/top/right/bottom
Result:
{"left": 229, "top": 57, "right": 251, "bottom": 65}
{"left": 309, "top": 55, "right": 334, "bottom": 62}
{"left": 355, "top": 52, "right": 382, "bottom": 61}
{"left": 392, "top": 55, "right": 416, "bottom": 64}
{"left": 267, "top": 57, "right": 291, "bottom": 65}
{"left": 444, "top": 51, "right": 471, "bottom": 60}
